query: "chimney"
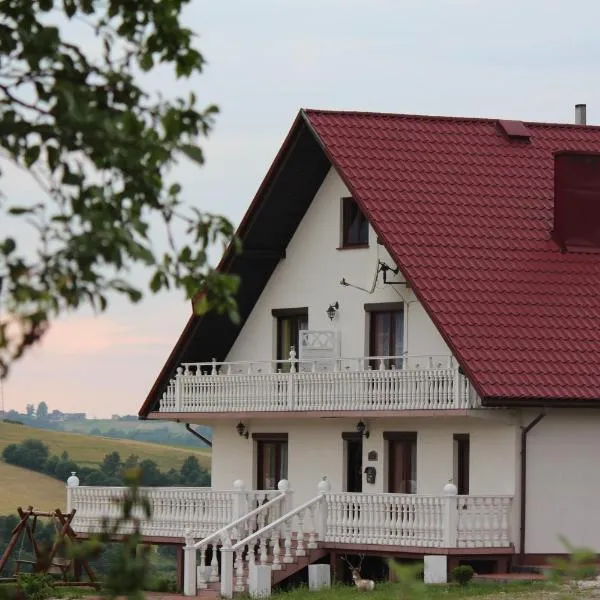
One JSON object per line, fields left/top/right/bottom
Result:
{"left": 575, "top": 104, "right": 587, "bottom": 125}
{"left": 553, "top": 151, "right": 600, "bottom": 252}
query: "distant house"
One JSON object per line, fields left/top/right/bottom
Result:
{"left": 72, "top": 105, "right": 600, "bottom": 595}
{"left": 63, "top": 412, "right": 86, "bottom": 422}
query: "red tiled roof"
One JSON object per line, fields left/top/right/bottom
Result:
{"left": 304, "top": 110, "right": 600, "bottom": 402}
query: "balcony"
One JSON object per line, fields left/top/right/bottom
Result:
{"left": 68, "top": 484, "right": 513, "bottom": 550}
{"left": 156, "top": 353, "right": 480, "bottom": 415}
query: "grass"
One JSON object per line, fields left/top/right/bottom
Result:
{"left": 0, "top": 462, "right": 67, "bottom": 515}
{"left": 0, "top": 421, "right": 211, "bottom": 473}
{"left": 274, "top": 581, "right": 561, "bottom": 600}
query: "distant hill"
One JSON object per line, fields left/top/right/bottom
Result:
{"left": 0, "top": 422, "right": 211, "bottom": 474}
{"left": 0, "top": 462, "right": 67, "bottom": 515}
{"left": 2, "top": 411, "right": 211, "bottom": 448}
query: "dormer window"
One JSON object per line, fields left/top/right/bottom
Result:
{"left": 341, "top": 197, "right": 369, "bottom": 248}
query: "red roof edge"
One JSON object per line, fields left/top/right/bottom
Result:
{"left": 302, "top": 110, "right": 488, "bottom": 401}
{"left": 139, "top": 111, "right": 307, "bottom": 418}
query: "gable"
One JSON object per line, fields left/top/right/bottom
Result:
{"left": 139, "top": 115, "right": 330, "bottom": 415}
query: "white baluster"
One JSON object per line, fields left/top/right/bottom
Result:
{"left": 296, "top": 509, "right": 306, "bottom": 556}
{"left": 210, "top": 544, "right": 219, "bottom": 582}
{"left": 234, "top": 548, "right": 245, "bottom": 592}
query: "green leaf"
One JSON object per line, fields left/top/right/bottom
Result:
{"left": 24, "top": 146, "right": 41, "bottom": 168}
{"left": 8, "top": 206, "right": 35, "bottom": 215}
{"left": 180, "top": 144, "right": 204, "bottom": 165}
{"left": 46, "top": 146, "right": 59, "bottom": 172}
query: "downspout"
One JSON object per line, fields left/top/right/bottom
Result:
{"left": 185, "top": 423, "right": 212, "bottom": 448}
{"left": 519, "top": 412, "right": 545, "bottom": 563}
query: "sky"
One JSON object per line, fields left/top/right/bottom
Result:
{"left": 3, "top": 0, "right": 600, "bottom": 417}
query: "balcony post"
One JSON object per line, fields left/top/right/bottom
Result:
{"left": 66, "top": 471, "right": 79, "bottom": 514}
{"left": 278, "top": 479, "right": 293, "bottom": 515}
{"left": 232, "top": 479, "right": 247, "bottom": 518}
{"left": 316, "top": 477, "right": 331, "bottom": 540}
{"left": 175, "top": 367, "right": 184, "bottom": 412}
{"left": 453, "top": 367, "right": 462, "bottom": 408}
{"left": 288, "top": 347, "right": 297, "bottom": 410}
{"left": 220, "top": 545, "right": 234, "bottom": 599}
{"left": 442, "top": 482, "right": 458, "bottom": 548}
{"left": 183, "top": 529, "right": 197, "bottom": 596}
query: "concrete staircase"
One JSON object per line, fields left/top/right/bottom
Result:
{"left": 196, "top": 541, "right": 327, "bottom": 598}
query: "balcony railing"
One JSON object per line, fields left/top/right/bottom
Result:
{"left": 325, "top": 492, "right": 513, "bottom": 548}
{"left": 68, "top": 484, "right": 281, "bottom": 539}
{"left": 68, "top": 483, "right": 513, "bottom": 550}
{"left": 157, "top": 354, "right": 480, "bottom": 413}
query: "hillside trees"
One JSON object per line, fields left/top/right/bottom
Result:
{"left": 1, "top": 438, "right": 209, "bottom": 485}
{"left": 0, "top": 0, "right": 241, "bottom": 379}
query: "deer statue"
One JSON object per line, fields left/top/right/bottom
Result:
{"left": 341, "top": 554, "right": 375, "bottom": 591}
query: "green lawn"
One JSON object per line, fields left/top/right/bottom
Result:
{"left": 277, "top": 581, "right": 564, "bottom": 600}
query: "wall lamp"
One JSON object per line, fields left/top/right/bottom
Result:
{"left": 326, "top": 301, "right": 339, "bottom": 321}
{"left": 356, "top": 420, "right": 370, "bottom": 439}
{"left": 236, "top": 421, "right": 249, "bottom": 439}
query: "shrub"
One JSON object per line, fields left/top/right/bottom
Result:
{"left": 451, "top": 565, "right": 475, "bottom": 586}
{"left": 17, "top": 574, "right": 55, "bottom": 600}
{"left": 550, "top": 545, "right": 598, "bottom": 581}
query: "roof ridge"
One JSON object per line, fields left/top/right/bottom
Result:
{"left": 302, "top": 107, "right": 600, "bottom": 130}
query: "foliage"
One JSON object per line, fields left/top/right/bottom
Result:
{"left": 2, "top": 438, "right": 210, "bottom": 487}
{"left": 387, "top": 560, "right": 428, "bottom": 600}
{"left": 0, "top": 421, "right": 210, "bottom": 474}
{"left": 17, "top": 574, "right": 54, "bottom": 600}
{"left": 2, "top": 439, "right": 49, "bottom": 471}
{"left": 146, "top": 574, "right": 178, "bottom": 593}
{"left": 549, "top": 535, "right": 598, "bottom": 582}
{"left": 451, "top": 565, "right": 475, "bottom": 586}
{"left": 35, "top": 403, "right": 48, "bottom": 421}
{"left": 67, "top": 468, "right": 154, "bottom": 600}
{"left": 0, "top": 0, "right": 241, "bottom": 379}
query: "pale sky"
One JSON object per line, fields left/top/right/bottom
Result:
{"left": 3, "top": 0, "right": 600, "bottom": 417}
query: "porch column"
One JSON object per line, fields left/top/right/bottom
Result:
{"left": 316, "top": 476, "right": 331, "bottom": 540}
{"left": 233, "top": 479, "right": 247, "bottom": 518}
{"left": 441, "top": 482, "right": 458, "bottom": 547}
{"left": 183, "top": 529, "right": 197, "bottom": 596}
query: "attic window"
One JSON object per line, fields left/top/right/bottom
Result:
{"left": 341, "top": 197, "right": 369, "bottom": 248}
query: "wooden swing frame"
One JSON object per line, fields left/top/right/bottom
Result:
{"left": 0, "top": 507, "right": 98, "bottom": 588}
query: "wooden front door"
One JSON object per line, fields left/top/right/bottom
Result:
{"left": 387, "top": 434, "right": 417, "bottom": 494}
{"left": 256, "top": 438, "right": 288, "bottom": 490}
{"left": 343, "top": 433, "right": 363, "bottom": 493}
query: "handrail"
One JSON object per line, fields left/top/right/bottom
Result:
{"left": 189, "top": 491, "right": 285, "bottom": 549}
{"left": 181, "top": 353, "right": 454, "bottom": 371}
{"left": 327, "top": 492, "right": 515, "bottom": 499}
{"left": 231, "top": 494, "right": 322, "bottom": 551}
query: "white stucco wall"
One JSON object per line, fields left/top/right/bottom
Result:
{"left": 210, "top": 416, "right": 519, "bottom": 506}
{"left": 225, "top": 167, "right": 450, "bottom": 363}
{"left": 525, "top": 409, "right": 600, "bottom": 554}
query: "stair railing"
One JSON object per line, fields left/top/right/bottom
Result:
{"left": 183, "top": 480, "right": 292, "bottom": 596}
{"left": 220, "top": 477, "right": 331, "bottom": 599}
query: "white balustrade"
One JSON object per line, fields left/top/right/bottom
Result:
{"left": 324, "top": 492, "right": 513, "bottom": 549}
{"left": 456, "top": 495, "right": 513, "bottom": 548}
{"left": 69, "top": 484, "right": 280, "bottom": 539}
{"left": 219, "top": 482, "right": 328, "bottom": 599}
{"left": 184, "top": 479, "right": 292, "bottom": 597}
{"left": 158, "top": 353, "right": 479, "bottom": 413}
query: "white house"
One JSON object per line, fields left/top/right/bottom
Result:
{"left": 69, "top": 105, "right": 600, "bottom": 596}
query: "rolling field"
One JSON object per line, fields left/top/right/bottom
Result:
{"left": 0, "top": 462, "right": 67, "bottom": 515}
{"left": 0, "top": 422, "right": 211, "bottom": 472}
